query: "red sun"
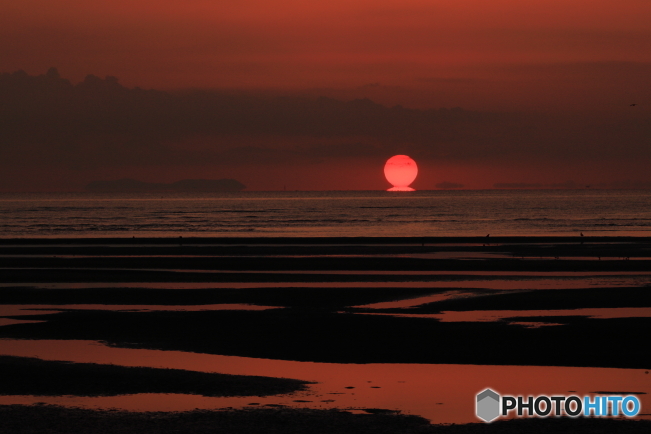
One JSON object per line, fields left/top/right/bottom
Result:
{"left": 384, "top": 155, "right": 418, "bottom": 191}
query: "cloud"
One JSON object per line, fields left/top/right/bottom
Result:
{"left": 1, "top": 68, "right": 651, "bottom": 190}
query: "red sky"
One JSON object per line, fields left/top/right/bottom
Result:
{"left": 1, "top": 1, "right": 651, "bottom": 191}
{"left": 3, "top": 0, "right": 651, "bottom": 108}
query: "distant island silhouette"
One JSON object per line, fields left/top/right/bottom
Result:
{"left": 86, "top": 178, "right": 246, "bottom": 192}
{"left": 435, "top": 181, "right": 464, "bottom": 189}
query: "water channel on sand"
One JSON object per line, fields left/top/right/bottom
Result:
{"left": 0, "top": 339, "right": 649, "bottom": 424}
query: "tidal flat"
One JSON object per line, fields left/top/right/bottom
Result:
{"left": 0, "top": 237, "right": 650, "bottom": 431}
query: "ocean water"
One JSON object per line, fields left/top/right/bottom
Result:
{"left": 0, "top": 190, "right": 649, "bottom": 238}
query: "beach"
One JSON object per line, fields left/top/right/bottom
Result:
{"left": 4, "top": 0, "right": 651, "bottom": 427}
{"left": 1, "top": 236, "right": 650, "bottom": 432}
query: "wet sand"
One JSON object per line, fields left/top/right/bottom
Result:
{"left": 0, "top": 355, "right": 308, "bottom": 397}
{"left": 1, "top": 236, "right": 650, "bottom": 431}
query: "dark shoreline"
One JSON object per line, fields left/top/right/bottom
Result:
{"left": 0, "top": 356, "right": 309, "bottom": 397}
{"left": 1, "top": 235, "right": 650, "bottom": 244}
{"left": 2, "top": 405, "right": 651, "bottom": 434}
{"left": 2, "top": 236, "right": 651, "bottom": 276}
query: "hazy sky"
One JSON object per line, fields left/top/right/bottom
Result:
{"left": 1, "top": 1, "right": 650, "bottom": 191}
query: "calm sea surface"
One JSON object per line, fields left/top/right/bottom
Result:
{"left": 0, "top": 190, "right": 649, "bottom": 238}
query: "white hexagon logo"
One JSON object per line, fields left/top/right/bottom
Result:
{"left": 476, "top": 388, "right": 500, "bottom": 422}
